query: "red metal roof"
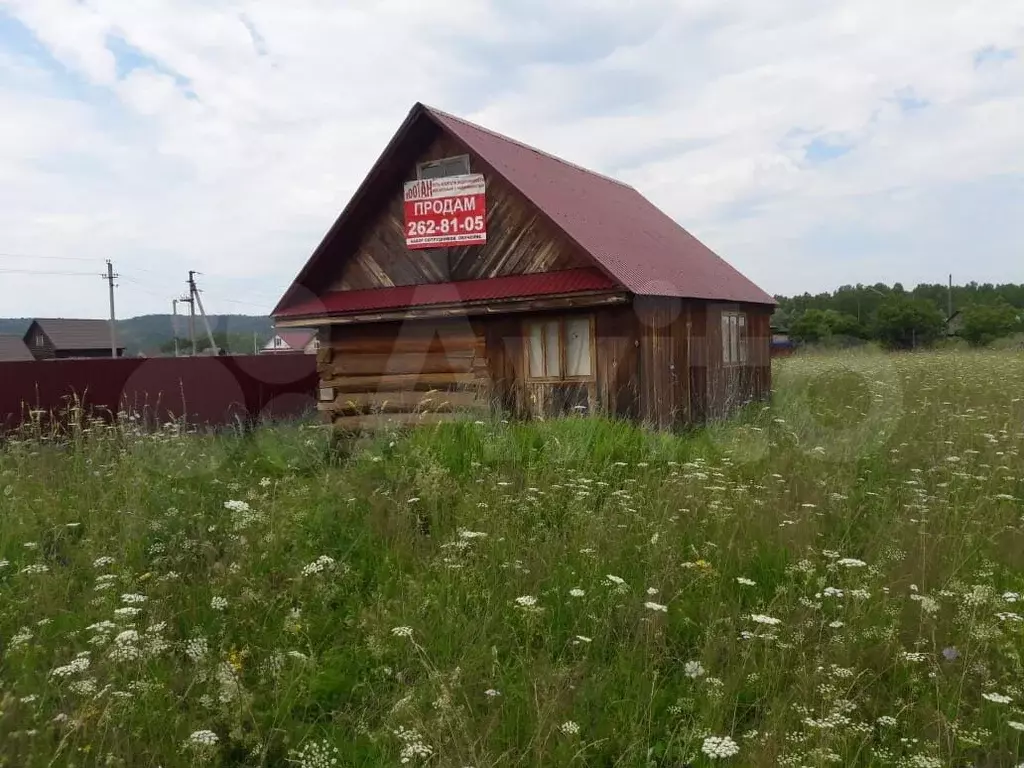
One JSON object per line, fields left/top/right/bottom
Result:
{"left": 274, "top": 103, "right": 774, "bottom": 318}
{"left": 276, "top": 268, "right": 617, "bottom": 319}
{"left": 426, "top": 107, "right": 774, "bottom": 305}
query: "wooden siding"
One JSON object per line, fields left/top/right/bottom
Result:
{"left": 636, "top": 298, "right": 688, "bottom": 428}
{"left": 595, "top": 306, "right": 639, "bottom": 421}
{"left": 330, "top": 134, "right": 590, "bottom": 291}
{"left": 703, "top": 303, "right": 772, "bottom": 420}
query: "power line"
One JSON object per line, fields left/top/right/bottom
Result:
{"left": 0, "top": 267, "right": 98, "bottom": 276}
{"left": 0, "top": 252, "right": 98, "bottom": 263}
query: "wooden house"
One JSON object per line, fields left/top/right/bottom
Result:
{"left": 24, "top": 319, "right": 124, "bottom": 360}
{"left": 273, "top": 103, "right": 775, "bottom": 430}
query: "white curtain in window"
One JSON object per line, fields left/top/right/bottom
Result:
{"left": 565, "top": 317, "right": 592, "bottom": 377}
{"left": 729, "top": 314, "right": 739, "bottom": 364}
{"left": 544, "top": 321, "right": 561, "bottom": 377}
{"left": 721, "top": 314, "right": 731, "bottom": 364}
{"left": 738, "top": 314, "right": 747, "bottom": 363}
{"left": 528, "top": 323, "right": 545, "bottom": 378}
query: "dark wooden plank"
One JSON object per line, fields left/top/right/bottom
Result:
{"left": 323, "top": 372, "right": 483, "bottom": 393}
{"left": 331, "top": 351, "right": 476, "bottom": 377}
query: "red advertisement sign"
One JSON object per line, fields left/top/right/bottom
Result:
{"left": 403, "top": 174, "right": 487, "bottom": 249}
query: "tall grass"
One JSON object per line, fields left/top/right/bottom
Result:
{"left": 1, "top": 350, "right": 1022, "bottom": 767}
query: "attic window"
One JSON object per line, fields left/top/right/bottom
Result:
{"left": 35, "top": 333, "right": 45, "bottom": 347}
{"left": 417, "top": 155, "right": 470, "bottom": 180}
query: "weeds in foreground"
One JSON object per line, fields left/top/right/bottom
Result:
{"left": 0, "top": 350, "right": 1023, "bottom": 766}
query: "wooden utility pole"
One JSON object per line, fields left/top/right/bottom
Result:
{"left": 171, "top": 299, "right": 180, "bottom": 357}
{"left": 188, "top": 270, "right": 218, "bottom": 354}
{"left": 102, "top": 260, "right": 119, "bottom": 358}
{"left": 948, "top": 274, "right": 953, "bottom": 319}
{"left": 178, "top": 291, "right": 196, "bottom": 356}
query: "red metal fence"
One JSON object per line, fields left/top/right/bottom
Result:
{"left": 0, "top": 355, "right": 318, "bottom": 431}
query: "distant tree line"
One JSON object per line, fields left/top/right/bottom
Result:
{"left": 158, "top": 331, "right": 270, "bottom": 356}
{"left": 773, "top": 282, "right": 1024, "bottom": 349}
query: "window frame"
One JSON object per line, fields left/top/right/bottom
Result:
{"left": 721, "top": 310, "right": 748, "bottom": 367}
{"left": 523, "top": 315, "right": 596, "bottom": 383}
{"left": 416, "top": 154, "right": 471, "bottom": 180}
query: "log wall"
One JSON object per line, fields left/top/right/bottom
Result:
{"left": 317, "top": 319, "right": 491, "bottom": 431}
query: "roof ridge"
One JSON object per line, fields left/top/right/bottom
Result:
{"left": 423, "top": 105, "right": 635, "bottom": 191}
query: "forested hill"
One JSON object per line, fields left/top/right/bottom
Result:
{"left": 0, "top": 315, "right": 273, "bottom": 355}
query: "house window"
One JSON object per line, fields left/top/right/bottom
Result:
{"left": 525, "top": 316, "right": 594, "bottom": 381}
{"left": 35, "top": 333, "right": 45, "bottom": 347}
{"left": 722, "top": 311, "right": 748, "bottom": 366}
{"left": 311, "top": 337, "right": 320, "bottom": 351}
{"left": 273, "top": 336, "right": 283, "bottom": 348}
{"left": 417, "top": 155, "right": 470, "bottom": 179}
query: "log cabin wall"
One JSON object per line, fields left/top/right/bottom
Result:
{"left": 317, "top": 319, "right": 492, "bottom": 430}
{"left": 329, "top": 133, "right": 590, "bottom": 291}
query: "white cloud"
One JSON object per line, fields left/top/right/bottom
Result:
{"left": 0, "top": 0, "right": 1021, "bottom": 318}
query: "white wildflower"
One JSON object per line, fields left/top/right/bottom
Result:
{"left": 749, "top": 614, "right": 782, "bottom": 625}
{"left": 301, "top": 555, "right": 336, "bottom": 577}
{"left": 93, "top": 556, "right": 115, "bottom": 568}
{"left": 702, "top": 735, "right": 740, "bottom": 759}
{"left": 51, "top": 654, "right": 91, "bottom": 679}
{"left": 514, "top": 595, "right": 538, "bottom": 608}
{"left": 291, "top": 739, "right": 339, "bottom": 768}
{"left": 184, "top": 729, "right": 219, "bottom": 749}
{"left": 391, "top": 626, "right": 414, "bottom": 638}
{"left": 837, "top": 558, "right": 867, "bottom": 568}
{"left": 184, "top": 636, "right": 209, "bottom": 662}
{"left": 568, "top": 588, "right": 586, "bottom": 598}
{"left": 210, "top": 596, "right": 228, "bottom": 611}
{"left": 982, "top": 692, "right": 1012, "bottom": 704}
{"left": 644, "top": 601, "right": 668, "bottom": 613}
{"left": 120, "top": 593, "right": 147, "bottom": 604}
{"left": 10, "top": 627, "right": 33, "bottom": 650}
{"left": 736, "top": 577, "right": 756, "bottom": 586}
{"left": 684, "top": 660, "right": 705, "bottom": 679}
{"left": 559, "top": 720, "right": 580, "bottom": 735}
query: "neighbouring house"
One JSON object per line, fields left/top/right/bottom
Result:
{"left": 0, "top": 335, "right": 34, "bottom": 362}
{"left": 261, "top": 329, "right": 320, "bottom": 355}
{"left": 273, "top": 103, "right": 775, "bottom": 431}
{"left": 23, "top": 318, "right": 125, "bottom": 360}
{"left": 770, "top": 328, "right": 796, "bottom": 358}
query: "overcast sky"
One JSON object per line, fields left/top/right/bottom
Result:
{"left": 1, "top": 1, "right": 1022, "bottom": 320}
